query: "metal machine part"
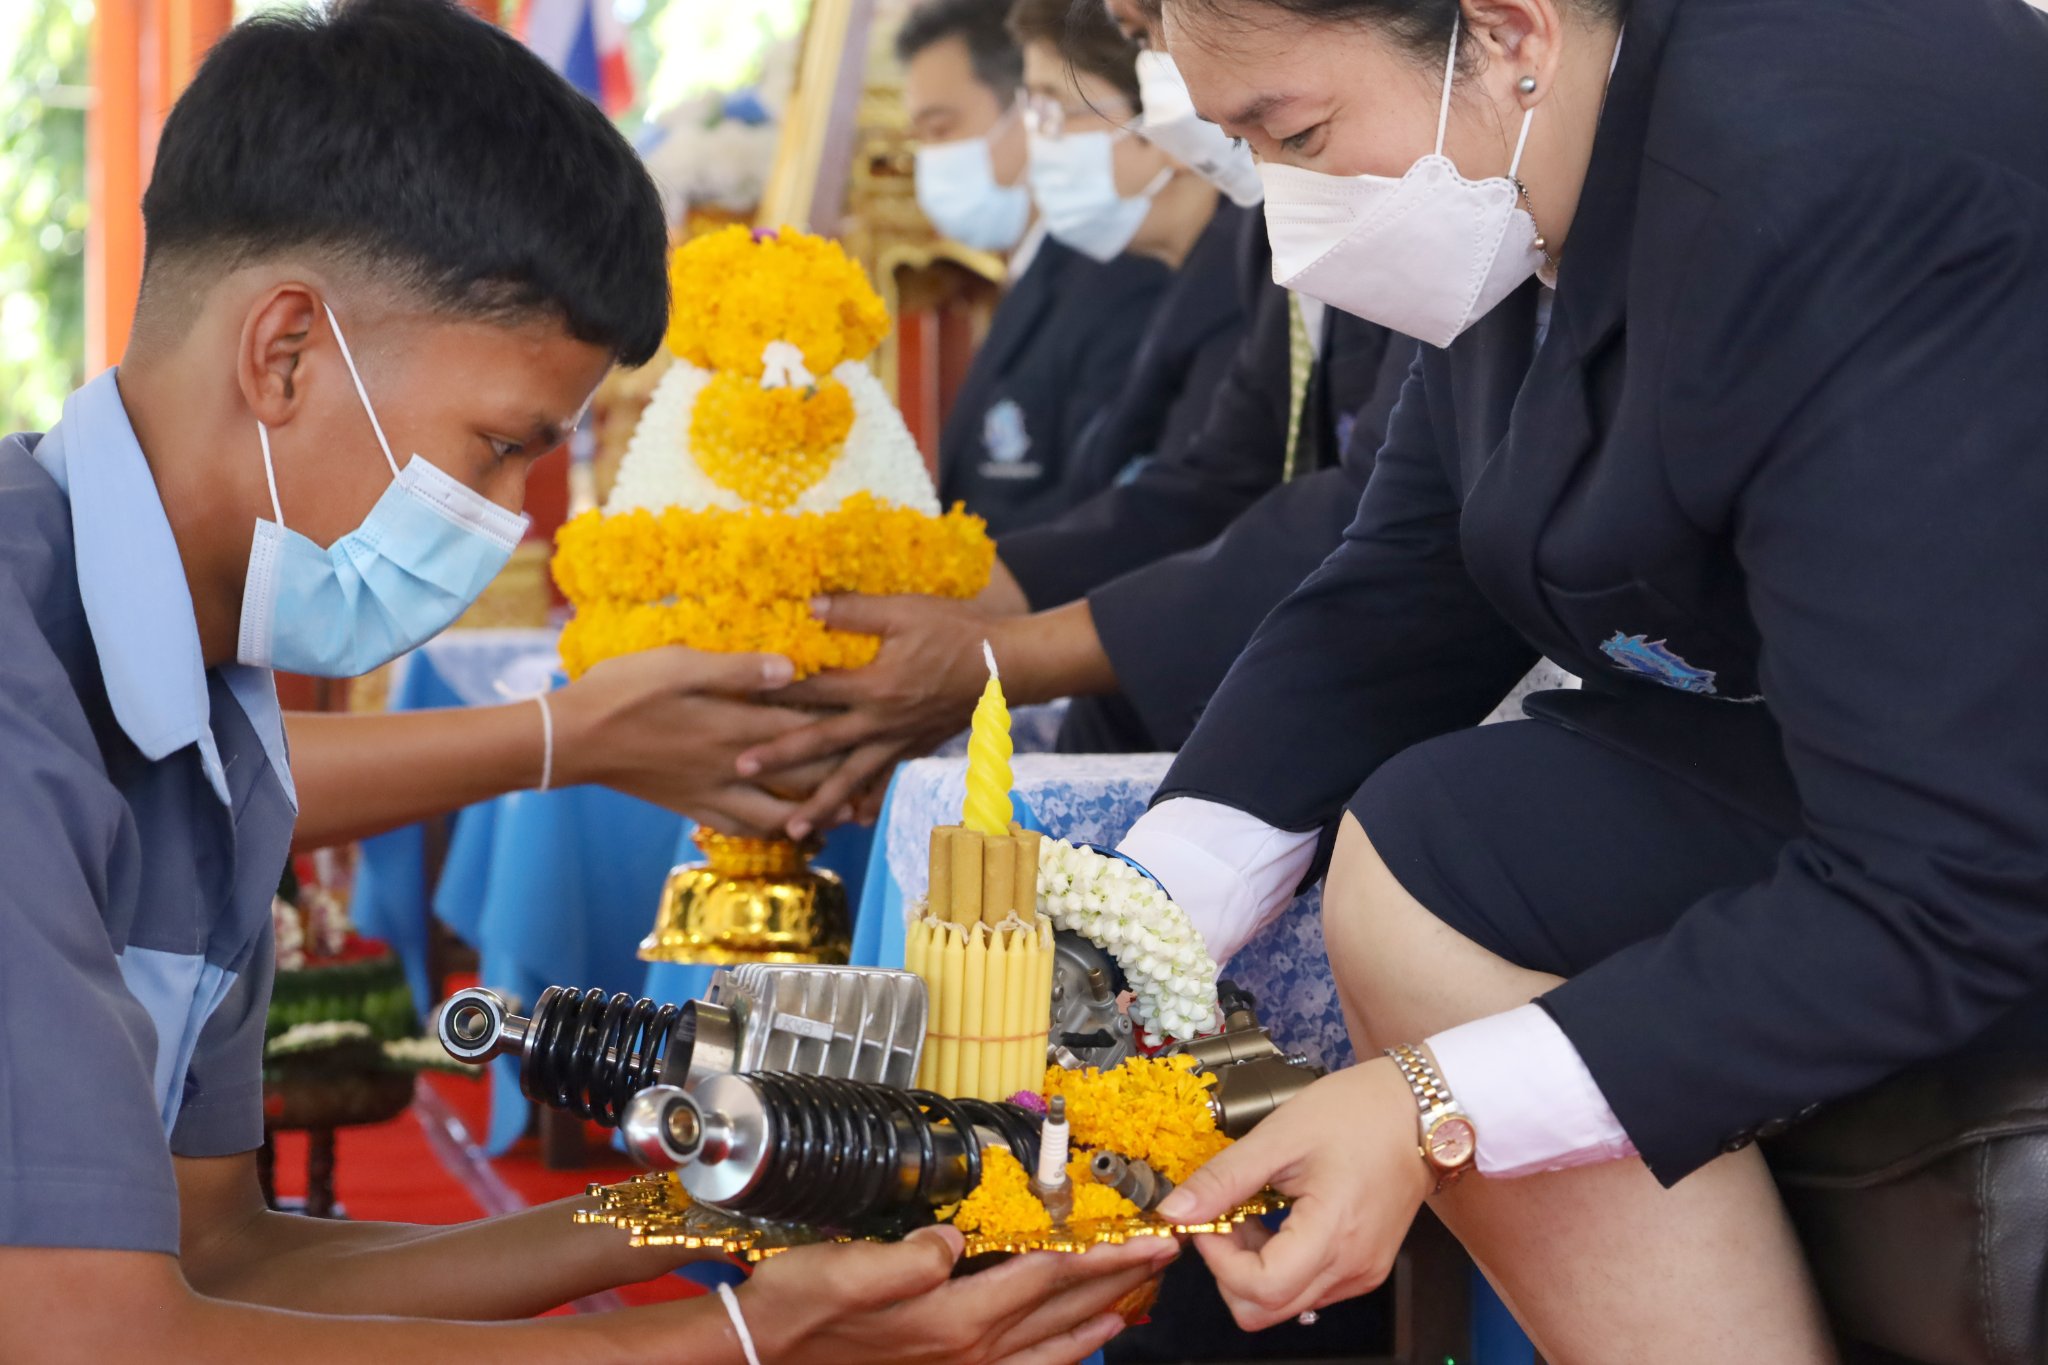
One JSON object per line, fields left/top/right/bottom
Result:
{"left": 1048, "top": 931, "right": 1137, "bottom": 1070}
{"left": 620, "top": 1072, "right": 1043, "bottom": 1225}
{"left": 440, "top": 985, "right": 684, "bottom": 1126}
{"left": 698, "top": 963, "right": 925, "bottom": 1089}
{"left": 436, "top": 965, "right": 927, "bottom": 1127}
{"left": 1089, "top": 1150, "right": 1175, "bottom": 1212}
{"left": 1164, "top": 981, "right": 1325, "bottom": 1137}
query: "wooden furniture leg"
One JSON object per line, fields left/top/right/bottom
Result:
{"left": 257, "top": 1133, "right": 278, "bottom": 1210}
{"left": 306, "top": 1127, "right": 337, "bottom": 1218}
{"left": 540, "top": 1108, "right": 588, "bottom": 1170}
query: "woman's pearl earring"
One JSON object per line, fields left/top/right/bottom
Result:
{"left": 1517, "top": 75, "right": 1538, "bottom": 95}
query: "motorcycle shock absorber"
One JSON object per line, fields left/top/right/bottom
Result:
{"left": 439, "top": 985, "right": 700, "bottom": 1128}
{"left": 620, "top": 1072, "right": 1044, "bottom": 1226}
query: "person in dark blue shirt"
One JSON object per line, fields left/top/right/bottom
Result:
{"left": 0, "top": 1, "right": 1171, "bottom": 1356}
{"left": 899, "top": 0, "right": 1169, "bottom": 537}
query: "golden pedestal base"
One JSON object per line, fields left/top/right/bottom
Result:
{"left": 637, "top": 831, "right": 852, "bottom": 965}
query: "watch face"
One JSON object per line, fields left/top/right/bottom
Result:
{"left": 1427, "top": 1116, "right": 1476, "bottom": 1168}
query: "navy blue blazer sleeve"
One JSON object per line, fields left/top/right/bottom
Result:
{"left": 1088, "top": 405, "right": 1381, "bottom": 750}
{"left": 1153, "top": 353, "right": 1538, "bottom": 830}
{"left": 1541, "top": 151, "right": 2048, "bottom": 1182}
{"left": 996, "top": 282, "right": 1293, "bottom": 609}
{"left": 1051, "top": 271, "right": 1162, "bottom": 502}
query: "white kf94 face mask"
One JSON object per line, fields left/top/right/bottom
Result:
{"left": 238, "top": 304, "right": 530, "bottom": 677}
{"left": 1258, "top": 15, "right": 1545, "bottom": 348}
{"left": 1134, "top": 50, "right": 1264, "bottom": 208}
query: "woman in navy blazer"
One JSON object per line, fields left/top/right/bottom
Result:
{"left": 1116, "top": 0, "right": 2048, "bottom": 1356}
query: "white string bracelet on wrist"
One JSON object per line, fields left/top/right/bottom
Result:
{"left": 716, "top": 1282, "right": 763, "bottom": 1365}
{"left": 532, "top": 691, "right": 555, "bottom": 792}
{"left": 492, "top": 677, "right": 558, "bottom": 793}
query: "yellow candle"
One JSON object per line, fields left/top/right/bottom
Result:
{"left": 961, "top": 924, "right": 989, "bottom": 1098}
{"left": 983, "top": 926, "right": 1010, "bottom": 1099}
{"left": 950, "top": 831, "right": 983, "bottom": 926}
{"left": 962, "top": 641, "right": 1014, "bottom": 837}
{"left": 936, "top": 921, "right": 965, "bottom": 1096}
{"left": 1033, "top": 915, "right": 1055, "bottom": 1072}
{"left": 1002, "top": 925, "right": 1033, "bottom": 1097}
{"left": 928, "top": 827, "right": 956, "bottom": 920}
{"left": 906, "top": 918, "right": 932, "bottom": 1089}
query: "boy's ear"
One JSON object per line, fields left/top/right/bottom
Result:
{"left": 236, "top": 285, "right": 322, "bottom": 427}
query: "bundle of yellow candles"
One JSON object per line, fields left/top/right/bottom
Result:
{"left": 906, "top": 645, "right": 1054, "bottom": 1101}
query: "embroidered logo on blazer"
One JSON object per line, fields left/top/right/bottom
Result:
{"left": 982, "top": 399, "right": 1034, "bottom": 468}
{"left": 1599, "top": 632, "right": 1718, "bottom": 695}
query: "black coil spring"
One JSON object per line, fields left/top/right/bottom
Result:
{"left": 522, "top": 986, "right": 682, "bottom": 1127}
{"left": 733, "top": 1073, "right": 1042, "bottom": 1226}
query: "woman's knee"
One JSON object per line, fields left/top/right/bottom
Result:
{"left": 1322, "top": 808, "right": 1564, "bottom": 1046}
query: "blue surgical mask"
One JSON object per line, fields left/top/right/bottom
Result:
{"left": 915, "top": 130, "right": 1032, "bottom": 252}
{"left": 237, "top": 305, "right": 529, "bottom": 677}
{"left": 1026, "top": 129, "right": 1170, "bottom": 262}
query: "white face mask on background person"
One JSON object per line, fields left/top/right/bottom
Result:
{"left": 914, "top": 128, "right": 1034, "bottom": 252}
{"left": 1258, "top": 15, "right": 1544, "bottom": 348}
{"left": 238, "top": 304, "right": 529, "bottom": 677}
{"left": 1134, "top": 50, "right": 1264, "bottom": 208}
{"left": 1027, "top": 129, "right": 1172, "bottom": 262}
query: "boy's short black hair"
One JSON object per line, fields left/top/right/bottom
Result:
{"left": 140, "top": 0, "right": 668, "bottom": 365}
{"left": 894, "top": 0, "right": 1024, "bottom": 105}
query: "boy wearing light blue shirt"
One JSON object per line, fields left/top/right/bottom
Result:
{"left": 0, "top": 0, "right": 1167, "bottom": 1358}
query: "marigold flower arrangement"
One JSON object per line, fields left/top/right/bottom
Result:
{"left": 947, "top": 1055, "right": 1234, "bottom": 1245}
{"left": 553, "top": 225, "right": 992, "bottom": 679}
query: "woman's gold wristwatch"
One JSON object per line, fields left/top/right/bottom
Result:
{"left": 1384, "top": 1043, "right": 1478, "bottom": 1194}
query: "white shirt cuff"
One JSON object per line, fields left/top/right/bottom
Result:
{"left": 1425, "top": 1003, "right": 1637, "bottom": 1178}
{"left": 1118, "top": 798, "right": 1318, "bottom": 965}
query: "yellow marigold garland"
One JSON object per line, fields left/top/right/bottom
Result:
{"left": 951, "top": 1148, "right": 1052, "bottom": 1238}
{"left": 551, "top": 493, "right": 993, "bottom": 679}
{"left": 665, "top": 226, "right": 891, "bottom": 378}
{"left": 1040, "top": 1055, "right": 1233, "bottom": 1185}
{"left": 943, "top": 1056, "right": 1228, "bottom": 1245}
{"left": 688, "top": 373, "right": 855, "bottom": 509}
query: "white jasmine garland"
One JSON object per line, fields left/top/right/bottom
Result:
{"left": 1036, "top": 839, "right": 1220, "bottom": 1044}
{"left": 265, "top": 1020, "right": 373, "bottom": 1059}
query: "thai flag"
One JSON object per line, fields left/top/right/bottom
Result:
{"left": 519, "top": 0, "right": 635, "bottom": 116}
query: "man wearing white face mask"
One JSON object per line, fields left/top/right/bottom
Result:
{"left": 898, "top": 0, "right": 1171, "bottom": 539}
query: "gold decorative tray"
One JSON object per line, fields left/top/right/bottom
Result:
{"left": 575, "top": 1173, "right": 1286, "bottom": 1261}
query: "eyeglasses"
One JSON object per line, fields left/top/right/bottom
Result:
{"left": 1021, "top": 89, "right": 1136, "bottom": 140}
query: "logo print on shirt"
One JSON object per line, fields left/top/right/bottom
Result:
{"left": 983, "top": 399, "right": 1031, "bottom": 465}
{"left": 1599, "top": 632, "right": 1718, "bottom": 696}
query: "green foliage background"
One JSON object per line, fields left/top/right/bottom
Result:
{"left": 0, "top": 0, "right": 92, "bottom": 434}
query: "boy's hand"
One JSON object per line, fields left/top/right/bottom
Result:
{"left": 736, "top": 1224, "right": 1175, "bottom": 1364}
{"left": 551, "top": 647, "right": 841, "bottom": 837}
